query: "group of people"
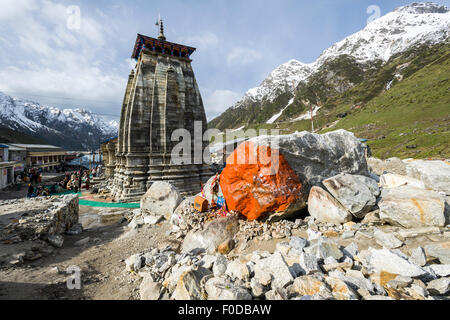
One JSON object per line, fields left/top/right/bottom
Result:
{"left": 60, "top": 166, "right": 100, "bottom": 193}
{"left": 16, "top": 167, "right": 42, "bottom": 187}
{"left": 27, "top": 183, "right": 58, "bottom": 198}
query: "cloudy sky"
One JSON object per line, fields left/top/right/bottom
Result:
{"left": 0, "top": 0, "right": 449, "bottom": 121}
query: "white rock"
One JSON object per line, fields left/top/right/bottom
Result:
{"left": 254, "top": 252, "right": 294, "bottom": 289}
{"left": 143, "top": 215, "right": 164, "bottom": 225}
{"left": 299, "top": 252, "right": 321, "bottom": 275}
{"left": 424, "top": 242, "right": 450, "bottom": 264}
{"left": 141, "top": 182, "right": 182, "bottom": 218}
{"left": 364, "top": 248, "right": 426, "bottom": 278}
{"left": 200, "top": 255, "right": 217, "bottom": 270}
{"left": 409, "top": 247, "right": 427, "bottom": 267}
{"left": 225, "top": 259, "right": 250, "bottom": 281}
{"left": 379, "top": 186, "right": 446, "bottom": 228}
{"left": 325, "top": 277, "right": 359, "bottom": 300}
{"left": 173, "top": 268, "right": 212, "bottom": 300}
{"left": 250, "top": 278, "right": 266, "bottom": 298}
{"left": 140, "top": 274, "right": 161, "bottom": 300}
{"left": 406, "top": 160, "right": 450, "bottom": 194}
{"left": 308, "top": 187, "right": 352, "bottom": 224}
{"left": 213, "top": 255, "right": 228, "bottom": 277}
{"left": 181, "top": 215, "right": 239, "bottom": 254}
{"left": 428, "top": 265, "right": 450, "bottom": 277}
{"left": 323, "top": 173, "right": 379, "bottom": 218}
{"left": 427, "top": 278, "right": 450, "bottom": 295}
{"left": 205, "top": 277, "right": 252, "bottom": 300}
{"left": 373, "top": 229, "right": 403, "bottom": 249}
{"left": 289, "top": 237, "right": 308, "bottom": 251}
{"left": 380, "top": 173, "right": 426, "bottom": 189}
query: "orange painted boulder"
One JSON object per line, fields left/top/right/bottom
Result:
{"left": 220, "top": 141, "right": 306, "bottom": 221}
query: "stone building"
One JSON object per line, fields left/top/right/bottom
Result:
{"left": 112, "top": 21, "right": 212, "bottom": 202}
{"left": 100, "top": 137, "right": 118, "bottom": 178}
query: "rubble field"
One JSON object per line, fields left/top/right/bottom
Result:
{"left": 0, "top": 131, "right": 449, "bottom": 300}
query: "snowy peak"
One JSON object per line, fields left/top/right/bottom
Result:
{"left": 229, "top": 2, "right": 449, "bottom": 110}
{"left": 236, "top": 59, "right": 313, "bottom": 106}
{"left": 0, "top": 91, "right": 118, "bottom": 150}
{"left": 316, "top": 2, "right": 449, "bottom": 65}
{"left": 395, "top": 2, "right": 449, "bottom": 14}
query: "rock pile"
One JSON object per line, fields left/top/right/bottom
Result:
{"left": 0, "top": 194, "right": 79, "bottom": 245}
{"left": 127, "top": 231, "right": 450, "bottom": 300}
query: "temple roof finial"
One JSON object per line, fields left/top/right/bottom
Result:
{"left": 156, "top": 14, "right": 166, "bottom": 41}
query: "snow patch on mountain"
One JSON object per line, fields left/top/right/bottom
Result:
{"left": 0, "top": 91, "right": 118, "bottom": 137}
{"left": 266, "top": 98, "right": 295, "bottom": 124}
{"left": 234, "top": 60, "right": 313, "bottom": 106}
{"left": 229, "top": 2, "right": 450, "bottom": 112}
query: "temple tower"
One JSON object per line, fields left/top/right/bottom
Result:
{"left": 112, "top": 20, "right": 212, "bottom": 202}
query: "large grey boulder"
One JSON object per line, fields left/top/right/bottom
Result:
{"left": 181, "top": 215, "right": 239, "bottom": 254}
{"left": 406, "top": 160, "right": 450, "bottom": 194}
{"left": 308, "top": 186, "right": 352, "bottom": 224}
{"left": 248, "top": 130, "right": 369, "bottom": 195}
{"left": 323, "top": 173, "right": 380, "bottom": 218}
{"left": 141, "top": 182, "right": 182, "bottom": 219}
{"left": 378, "top": 186, "right": 446, "bottom": 228}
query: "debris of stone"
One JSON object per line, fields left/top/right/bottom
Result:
{"left": 427, "top": 278, "right": 450, "bottom": 296}
{"left": 373, "top": 229, "right": 403, "bottom": 249}
{"left": 409, "top": 247, "right": 427, "bottom": 267}
{"left": 323, "top": 173, "right": 379, "bottom": 218}
{"left": 47, "top": 234, "right": 64, "bottom": 248}
{"left": 308, "top": 187, "right": 352, "bottom": 224}
{"left": 424, "top": 242, "right": 450, "bottom": 264}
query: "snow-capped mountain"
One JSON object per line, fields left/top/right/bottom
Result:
{"left": 223, "top": 2, "right": 449, "bottom": 116}
{"left": 0, "top": 91, "right": 118, "bottom": 150}
{"left": 237, "top": 60, "right": 313, "bottom": 106}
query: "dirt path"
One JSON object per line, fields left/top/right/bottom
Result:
{"left": 0, "top": 204, "right": 177, "bottom": 300}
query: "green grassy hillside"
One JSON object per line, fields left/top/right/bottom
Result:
{"left": 210, "top": 42, "right": 450, "bottom": 159}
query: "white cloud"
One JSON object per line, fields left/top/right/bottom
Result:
{"left": 226, "top": 47, "right": 262, "bottom": 66}
{"left": 204, "top": 89, "right": 242, "bottom": 120}
{"left": 0, "top": 0, "right": 37, "bottom": 21}
{"left": 185, "top": 32, "right": 219, "bottom": 49}
{"left": 0, "top": 0, "right": 126, "bottom": 114}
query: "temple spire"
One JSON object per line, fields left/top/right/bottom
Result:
{"left": 156, "top": 15, "right": 166, "bottom": 41}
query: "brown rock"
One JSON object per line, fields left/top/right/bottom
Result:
{"left": 218, "top": 239, "right": 235, "bottom": 255}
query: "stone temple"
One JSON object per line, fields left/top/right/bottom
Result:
{"left": 112, "top": 20, "right": 212, "bottom": 202}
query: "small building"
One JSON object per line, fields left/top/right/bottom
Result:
{"left": 1, "top": 144, "right": 70, "bottom": 172}
{"left": 0, "top": 144, "right": 15, "bottom": 190}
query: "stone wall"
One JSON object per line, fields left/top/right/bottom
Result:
{"left": 0, "top": 194, "right": 79, "bottom": 243}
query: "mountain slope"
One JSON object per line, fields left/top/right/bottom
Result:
{"left": 209, "top": 2, "right": 450, "bottom": 132}
{"left": 208, "top": 2, "right": 450, "bottom": 159}
{"left": 0, "top": 92, "right": 118, "bottom": 150}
